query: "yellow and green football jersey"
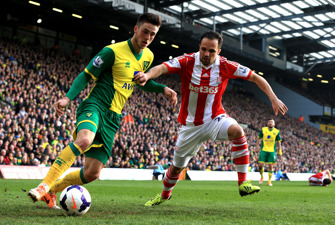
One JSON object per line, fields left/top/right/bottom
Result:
{"left": 258, "top": 127, "right": 282, "bottom": 152}
{"left": 84, "top": 39, "right": 153, "bottom": 114}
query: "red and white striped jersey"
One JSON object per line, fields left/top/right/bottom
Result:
{"left": 163, "top": 52, "right": 252, "bottom": 126}
{"left": 309, "top": 171, "right": 327, "bottom": 186}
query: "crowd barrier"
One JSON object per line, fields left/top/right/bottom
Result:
{"left": 0, "top": 165, "right": 312, "bottom": 182}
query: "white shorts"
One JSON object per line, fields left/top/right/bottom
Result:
{"left": 173, "top": 115, "right": 238, "bottom": 168}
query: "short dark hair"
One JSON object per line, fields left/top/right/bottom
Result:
{"left": 323, "top": 178, "right": 331, "bottom": 185}
{"left": 200, "top": 31, "right": 223, "bottom": 49}
{"left": 137, "top": 13, "right": 161, "bottom": 27}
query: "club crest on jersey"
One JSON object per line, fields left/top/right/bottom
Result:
{"left": 125, "top": 62, "right": 131, "bottom": 68}
{"left": 93, "top": 56, "right": 103, "bottom": 68}
{"left": 143, "top": 61, "right": 150, "bottom": 71}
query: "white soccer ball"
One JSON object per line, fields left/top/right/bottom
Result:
{"left": 59, "top": 185, "right": 91, "bottom": 216}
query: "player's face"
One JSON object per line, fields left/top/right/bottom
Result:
{"left": 133, "top": 22, "right": 159, "bottom": 52}
{"left": 267, "top": 120, "right": 275, "bottom": 128}
{"left": 199, "top": 37, "right": 221, "bottom": 67}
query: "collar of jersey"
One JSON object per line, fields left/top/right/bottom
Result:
{"left": 127, "top": 38, "right": 143, "bottom": 61}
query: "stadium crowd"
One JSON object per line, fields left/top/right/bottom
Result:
{"left": 0, "top": 38, "right": 334, "bottom": 175}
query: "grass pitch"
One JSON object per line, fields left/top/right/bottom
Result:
{"left": 0, "top": 179, "right": 334, "bottom": 224}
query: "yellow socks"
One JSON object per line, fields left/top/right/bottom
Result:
{"left": 268, "top": 171, "right": 273, "bottom": 182}
{"left": 259, "top": 167, "right": 264, "bottom": 178}
{"left": 50, "top": 168, "right": 87, "bottom": 193}
{"left": 42, "top": 143, "right": 82, "bottom": 187}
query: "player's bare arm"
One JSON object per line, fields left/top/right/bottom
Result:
{"left": 248, "top": 72, "right": 288, "bottom": 116}
{"left": 54, "top": 96, "right": 70, "bottom": 117}
{"left": 134, "top": 64, "right": 168, "bottom": 86}
{"left": 325, "top": 170, "right": 332, "bottom": 180}
{"left": 278, "top": 141, "right": 282, "bottom": 159}
{"left": 163, "top": 87, "right": 177, "bottom": 106}
{"left": 255, "top": 137, "right": 261, "bottom": 153}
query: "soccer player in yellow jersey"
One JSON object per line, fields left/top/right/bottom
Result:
{"left": 28, "top": 13, "right": 177, "bottom": 209}
{"left": 255, "top": 119, "right": 282, "bottom": 186}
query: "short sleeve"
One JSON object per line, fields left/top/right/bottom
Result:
{"left": 85, "top": 47, "right": 115, "bottom": 79}
{"left": 258, "top": 129, "right": 263, "bottom": 138}
{"left": 276, "top": 131, "right": 282, "bottom": 141}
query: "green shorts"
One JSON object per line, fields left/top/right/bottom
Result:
{"left": 258, "top": 150, "right": 276, "bottom": 164}
{"left": 74, "top": 99, "right": 122, "bottom": 164}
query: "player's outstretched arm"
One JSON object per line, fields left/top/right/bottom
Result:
{"left": 248, "top": 72, "right": 288, "bottom": 116}
{"left": 163, "top": 87, "right": 177, "bottom": 106}
{"left": 134, "top": 64, "right": 168, "bottom": 86}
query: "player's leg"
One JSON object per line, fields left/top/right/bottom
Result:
{"left": 216, "top": 117, "right": 260, "bottom": 196}
{"left": 267, "top": 154, "right": 276, "bottom": 186}
{"left": 145, "top": 158, "right": 191, "bottom": 207}
{"left": 35, "top": 149, "right": 86, "bottom": 210}
{"left": 228, "top": 124, "right": 249, "bottom": 184}
{"left": 50, "top": 111, "right": 118, "bottom": 195}
{"left": 51, "top": 145, "right": 109, "bottom": 193}
{"left": 258, "top": 150, "right": 267, "bottom": 184}
{"left": 82, "top": 157, "right": 105, "bottom": 182}
{"left": 28, "top": 104, "right": 99, "bottom": 204}
{"left": 161, "top": 125, "right": 205, "bottom": 200}
{"left": 222, "top": 120, "right": 248, "bottom": 185}
{"left": 145, "top": 125, "right": 203, "bottom": 206}
{"left": 258, "top": 162, "right": 265, "bottom": 184}
{"left": 50, "top": 168, "right": 86, "bottom": 194}
{"left": 267, "top": 164, "right": 273, "bottom": 186}
{"left": 28, "top": 129, "right": 94, "bottom": 202}
{"left": 161, "top": 157, "right": 189, "bottom": 199}
{"left": 43, "top": 160, "right": 100, "bottom": 210}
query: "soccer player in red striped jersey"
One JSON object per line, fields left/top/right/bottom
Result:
{"left": 136, "top": 31, "right": 288, "bottom": 206}
{"left": 309, "top": 169, "right": 333, "bottom": 186}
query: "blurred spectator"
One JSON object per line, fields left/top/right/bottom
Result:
{"left": 274, "top": 168, "right": 289, "bottom": 181}
{"left": 299, "top": 115, "right": 304, "bottom": 123}
{"left": 151, "top": 159, "right": 165, "bottom": 180}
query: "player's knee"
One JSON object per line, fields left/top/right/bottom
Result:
{"left": 171, "top": 165, "right": 184, "bottom": 174}
{"left": 75, "top": 138, "right": 92, "bottom": 151}
{"left": 228, "top": 124, "right": 244, "bottom": 140}
{"left": 84, "top": 170, "right": 100, "bottom": 182}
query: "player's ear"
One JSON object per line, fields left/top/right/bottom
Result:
{"left": 134, "top": 25, "right": 138, "bottom": 33}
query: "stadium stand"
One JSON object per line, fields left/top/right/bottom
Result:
{"left": 0, "top": 38, "right": 334, "bottom": 175}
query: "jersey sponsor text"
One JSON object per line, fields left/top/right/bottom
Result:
{"left": 189, "top": 83, "right": 218, "bottom": 94}
{"left": 122, "top": 83, "right": 135, "bottom": 90}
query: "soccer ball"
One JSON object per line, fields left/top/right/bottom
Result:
{"left": 59, "top": 185, "right": 91, "bottom": 216}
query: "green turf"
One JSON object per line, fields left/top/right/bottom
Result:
{"left": 0, "top": 179, "right": 334, "bottom": 224}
